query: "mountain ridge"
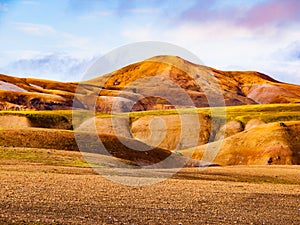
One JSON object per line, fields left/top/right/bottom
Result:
{"left": 0, "top": 55, "right": 299, "bottom": 111}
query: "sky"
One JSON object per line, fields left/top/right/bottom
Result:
{"left": 0, "top": 0, "right": 299, "bottom": 83}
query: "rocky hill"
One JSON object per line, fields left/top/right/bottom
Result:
{"left": 0, "top": 55, "right": 300, "bottom": 111}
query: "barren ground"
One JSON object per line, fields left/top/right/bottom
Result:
{"left": 0, "top": 149, "right": 299, "bottom": 225}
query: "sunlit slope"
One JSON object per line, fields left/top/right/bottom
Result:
{"left": 87, "top": 55, "right": 300, "bottom": 109}
{"left": 1, "top": 55, "right": 300, "bottom": 111}
{"left": 181, "top": 121, "right": 300, "bottom": 165}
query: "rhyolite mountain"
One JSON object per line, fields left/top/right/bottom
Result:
{"left": 0, "top": 55, "right": 300, "bottom": 111}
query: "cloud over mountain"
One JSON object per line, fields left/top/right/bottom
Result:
{"left": 1, "top": 53, "right": 94, "bottom": 81}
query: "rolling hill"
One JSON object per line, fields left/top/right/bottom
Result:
{"left": 180, "top": 121, "right": 300, "bottom": 166}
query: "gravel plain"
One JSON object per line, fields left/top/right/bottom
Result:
{"left": 0, "top": 165, "right": 299, "bottom": 224}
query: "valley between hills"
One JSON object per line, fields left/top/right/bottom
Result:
{"left": 0, "top": 55, "right": 299, "bottom": 224}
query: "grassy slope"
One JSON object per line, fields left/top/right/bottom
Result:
{"left": 0, "top": 110, "right": 104, "bottom": 129}
{"left": 0, "top": 147, "right": 88, "bottom": 168}
{"left": 128, "top": 103, "right": 300, "bottom": 125}
{"left": 1, "top": 103, "right": 300, "bottom": 129}
{"left": 0, "top": 103, "right": 299, "bottom": 167}
{"left": 0, "top": 102, "right": 298, "bottom": 131}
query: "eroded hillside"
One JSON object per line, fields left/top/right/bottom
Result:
{"left": 1, "top": 55, "right": 300, "bottom": 111}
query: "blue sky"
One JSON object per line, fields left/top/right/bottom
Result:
{"left": 0, "top": 0, "right": 299, "bottom": 83}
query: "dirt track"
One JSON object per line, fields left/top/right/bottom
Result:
{"left": 0, "top": 165, "right": 299, "bottom": 225}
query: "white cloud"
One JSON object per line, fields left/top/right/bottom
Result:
{"left": 121, "top": 20, "right": 300, "bottom": 84}
{"left": 59, "top": 32, "right": 91, "bottom": 50}
{"left": 262, "top": 60, "right": 300, "bottom": 84}
{"left": 14, "top": 22, "right": 56, "bottom": 36}
{"left": 12, "top": 22, "right": 92, "bottom": 54}
{"left": 2, "top": 1, "right": 299, "bottom": 85}
{"left": 0, "top": 52, "right": 95, "bottom": 81}
{"left": 3, "top": 50, "right": 42, "bottom": 60}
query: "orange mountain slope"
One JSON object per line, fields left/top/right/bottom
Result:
{"left": 1, "top": 55, "right": 300, "bottom": 111}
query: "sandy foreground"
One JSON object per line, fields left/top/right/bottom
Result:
{"left": 0, "top": 164, "right": 299, "bottom": 225}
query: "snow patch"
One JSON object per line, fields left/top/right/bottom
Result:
{"left": 0, "top": 81, "right": 27, "bottom": 92}
{"left": 30, "top": 83, "right": 43, "bottom": 89}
